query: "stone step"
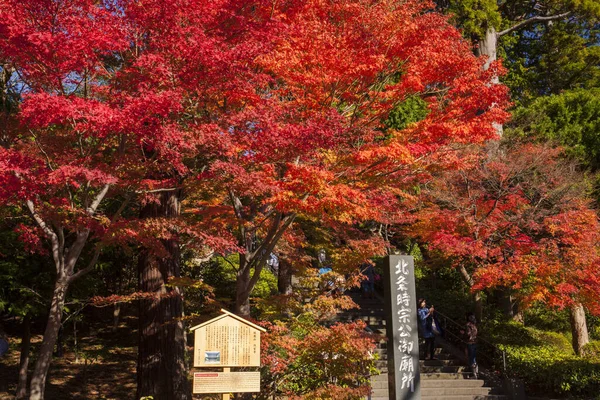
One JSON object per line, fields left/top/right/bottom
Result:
{"left": 369, "top": 391, "right": 389, "bottom": 397}
{"left": 350, "top": 303, "right": 386, "bottom": 310}
{"left": 333, "top": 314, "right": 386, "bottom": 327}
{"left": 374, "top": 356, "right": 388, "bottom": 363}
{"left": 366, "top": 323, "right": 387, "bottom": 330}
{"left": 375, "top": 353, "right": 462, "bottom": 367}
{"left": 421, "top": 372, "right": 474, "bottom": 380}
{"left": 369, "top": 392, "right": 506, "bottom": 400}
{"left": 372, "top": 348, "right": 388, "bottom": 360}
{"left": 348, "top": 296, "right": 385, "bottom": 304}
{"left": 356, "top": 317, "right": 385, "bottom": 323}
{"left": 419, "top": 352, "right": 456, "bottom": 361}
{"left": 337, "top": 318, "right": 387, "bottom": 328}
{"left": 370, "top": 394, "right": 389, "bottom": 399}
{"left": 371, "top": 388, "right": 506, "bottom": 399}
{"left": 337, "top": 307, "right": 383, "bottom": 313}
{"left": 340, "top": 304, "right": 385, "bottom": 312}
{"left": 422, "top": 396, "right": 508, "bottom": 400}
{"left": 420, "top": 365, "right": 469, "bottom": 373}
{"left": 420, "top": 359, "right": 463, "bottom": 367}
{"left": 419, "top": 352, "right": 457, "bottom": 360}
{"left": 371, "top": 375, "right": 388, "bottom": 390}
{"left": 369, "top": 383, "right": 387, "bottom": 391}
{"left": 369, "top": 387, "right": 388, "bottom": 393}
{"left": 422, "top": 387, "right": 493, "bottom": 396}
{"left": 422, "top": 379, "right": 485, "bottom": 388}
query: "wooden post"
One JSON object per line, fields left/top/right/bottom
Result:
{"left": 222, "top": 368, "right": 230, "bottom": 400}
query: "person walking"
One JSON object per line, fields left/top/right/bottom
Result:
{"left": 361, "top": 263, "right": 376, "bottom": 299}
{"left": 461, "top": 312, "right": 478, "bottom": 379}
{"left": 418, "top": 298, "right": 436, "bottom": 360}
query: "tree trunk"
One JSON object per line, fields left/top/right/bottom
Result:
{"left": 498, "top": 287, "right": 523, "bottom": 322}
{"left": 569, "top": 302, "right": 589, "bottom": 356}
{"left": 137, "top": 190, "right": 191, "bottom": 400}
{"left": 235, "top": 260, "right": 251, "bottom": 317}
{"left": 55, "top": 326, "right": 64, "bottom": 358}
{"left": 74, "top": 320, "right": 78, "bottom": 364}
{"left": 499, "top": 287, "right": 512, "bottom": 317}
{"left": 29, "top": 279, "right": 68, "bottom": 400}
{"left": 474, "top": 291, "right": 483, "bottom": 323}
{"left": 113, "top": 267, "right": 122, "bottom": 332}
{"left": 476, "top": 27, "right": 498, "bottom": 72}
{"left": 476, "top": 26, "right": 504, "bottom": 138}
{"left": 112, "top": 303, "right": 121, "bottom": 332}
{"left": 277, "top": 258, "right": 293, "bottom": 295}
{"left": 458, "top": 264, "right": 482, "bottom": 321}
{"left": 16, "top": 315, "right": 31, "bottom": 400}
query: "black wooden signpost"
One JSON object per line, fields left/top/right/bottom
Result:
{"left": 383, "top": 255, "right": 421, "bottom": 400}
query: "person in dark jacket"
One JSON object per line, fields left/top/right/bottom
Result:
{"left": 0, "top": 326, "right": 8, "bottom": 357}
{"left": 361, "top": 264, "right": 376, "bottom": 299}
{"left": 418, "top": 298, "right": 436, "bottom": 360}
{"left": 461, "top": 312, "right": 478, "bottom": 379}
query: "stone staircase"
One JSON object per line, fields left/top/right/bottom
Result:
{"left": 338, "top": 292, "right": 507, "bottom": 400}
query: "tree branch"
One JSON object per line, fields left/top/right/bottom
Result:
{"left": 229, "top": 189, "right": 246, "bottom": 246}
{"left": 86, "top": 184, "right": 110, "bottom": 216}
{"left": 26, "top": 199, "right": 61, "bottom": 273}
{"left": 497, "top": 12, "right": 571, "bottom": 37}
{"left": 30, "top": 131, "right": 54, "bottom": 171}
{"left": 135, "top": 187, "right": 180, "bottom": 194}
{"left": 249, "top": 207, "right": 277, "bottom": 233}
{"left": 57, "top": 226, "right": 65, "bottom": 258}
{"left": 247, "top": 213, "right": 297, "bottom": 291}
{"left": 65, "top": 230, "right": 91, "bottom": 275}
{"left": 221, "top": 255, "right": 239, "bottom": 273}
{"left": 68, "top": 247, "right": 101, "bottom": 283}
{"left": 248, "top": 212, "right": 283, "bottom": 262}
{"left": 459, "top": 264, "right": 474, "bottom": 287}
{"left": 111, "top": 193, "right": 133, "bottom": 223}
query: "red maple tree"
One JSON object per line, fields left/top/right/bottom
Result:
{"left": 0, "top": 0, "right": 274, "bottom": 397}
{"left": 189, "top": 0, "right": 510, "bottom": 316}
{"left": 412, "top": 141, "right": 600, "bottom": 353}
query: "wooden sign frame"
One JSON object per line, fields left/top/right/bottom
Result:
{"left": 190, "top": 309, "right": 266, "bottom": 399}
{"left": 190, "top": 309, "right": 266, "bottom": 368}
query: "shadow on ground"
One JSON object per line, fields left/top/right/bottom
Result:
{"left": 0, "top": 317, "right": 137, "bottom": 400}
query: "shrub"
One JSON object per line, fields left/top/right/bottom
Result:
{"left": 500, "top": 344, "right": 600, "bottom": 398}
{"left": 581, "top": 340, "right": 600, "bottom": 359}
{"left": 481, "top": 320, "right": 540, "bottom": 347}
{"left": 260, "top": 317, "right": 378, "bottom": 400}
{"left": 523, "top": 304, "right": 571, "bottom": 333}
{"left": 481, "top": 321, "right": 600, "bottom": 398}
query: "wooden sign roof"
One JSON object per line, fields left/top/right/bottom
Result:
{"left": 189, "top": 309, "right": 266, "bottom": 333}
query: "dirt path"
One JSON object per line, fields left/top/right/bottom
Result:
{"left": 0, "top": 321, "right": 137, "bottom": 400}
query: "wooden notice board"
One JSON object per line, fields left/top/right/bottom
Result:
{"left": 191, "top": 310, "right": 265, "bottom": 368}
{"left": 192, "top": 371, "right": 260, "bottom": 394}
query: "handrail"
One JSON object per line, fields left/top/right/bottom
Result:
{"left": 433, "top": 309, "right": 508, "bottom": 373}
{"left": 437, "top": 322, "right": 497, "bottom": 365}
{"left": 433, "top": 309, "right": 500, "bottom": 351}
